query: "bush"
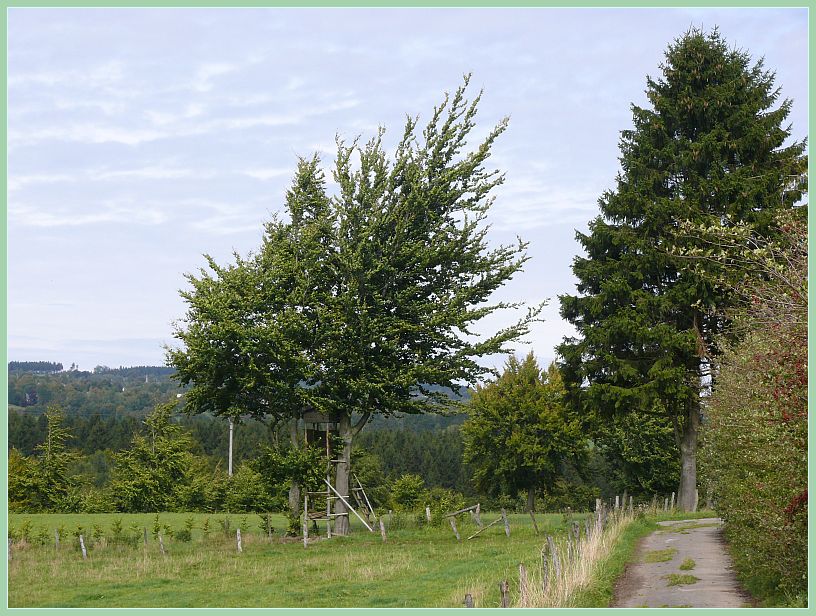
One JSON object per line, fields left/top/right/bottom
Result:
{"left": 390, "top": 474, "right": 426, "bottom": 511}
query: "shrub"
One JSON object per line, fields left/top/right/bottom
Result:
{"left": 391, "top": 474, "right": 426, "bottom": 511}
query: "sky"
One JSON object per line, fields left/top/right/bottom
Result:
{"left": 6, "top": 7, "right": 809, "bottom": 376}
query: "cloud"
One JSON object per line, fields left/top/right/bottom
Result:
{"left": 9, "top": 199, "right": 169, "bottom": 227}
{"left": 192, "top": 61, "right": 239, "bottom": 92}
{"left": 241, "top": 167, "right": 292, "bottom": 181}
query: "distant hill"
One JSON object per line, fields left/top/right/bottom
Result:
{"left": 7, "top": 362, "right": 181, "bottom": 418}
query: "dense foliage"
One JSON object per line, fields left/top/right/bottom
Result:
{"left": 558, "top": 28, "right": 806, "bottom": 510}
{"left": 462, "top": 354, "right": 587, "bottom": 511}
{"left": 169, "top": 77, "right": 541, "bottom": 534}
{"left": 698, "top": 214, "right": 807, "bottom": 605}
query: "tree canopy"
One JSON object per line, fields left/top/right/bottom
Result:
{"left": 462, "top": 353, "right": 585, "bottom": 511}
{"left": 168, "top": 76, "right": 541, "bottom": 533}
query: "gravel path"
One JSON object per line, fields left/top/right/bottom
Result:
{"left": 612, "top": 518, "right": 753, "bottom": 608}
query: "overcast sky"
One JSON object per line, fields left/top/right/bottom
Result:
{"left": 7, "top": 7, "right": 808, "bottom": 375}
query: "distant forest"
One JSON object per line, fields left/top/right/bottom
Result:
{"left": 8, "top": 361, "right": 472, "bottom": 494}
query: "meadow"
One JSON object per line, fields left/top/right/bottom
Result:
{"left": 8, "top": 510, "right": 589, "bottom": 608}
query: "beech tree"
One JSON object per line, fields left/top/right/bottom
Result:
{"left": 462, "top": 354, "right": 584, "bottom": 512}
{"left": 170, "top": 77, "right": 540, "bottom": 534}
{"left": 558, "top": 28, "right": 806, "bottom": 510}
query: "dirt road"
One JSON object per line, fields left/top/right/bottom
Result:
{"left": 612, "top": 518, "right": 752, "bottom": 608}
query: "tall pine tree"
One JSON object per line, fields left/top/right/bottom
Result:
{"left": 558, "top": 28, "right": 806, "bottom": 510}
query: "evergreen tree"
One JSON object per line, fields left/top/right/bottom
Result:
{"left": 558, "top": 28, "right": 806, "bottom": 510}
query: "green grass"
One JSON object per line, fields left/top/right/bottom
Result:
{"left": 642, "top": 547, "right": 676, "bottom": 563}
{"left": 665, "top": 573, "right": 700, "bottom": 586}
{"left": 8, "top": 511, "right": 583, "bottom": 608}
{"left": 678, "top": 558, "right": 696, "bottom": 571}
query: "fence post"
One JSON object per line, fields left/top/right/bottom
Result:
{"left": 670, "top": 492, "right": 675, "bottom": 511}
{"left": 425, "top": 506, "right": 432, "bottom": 523}
{"left": 541, "top": 545, "right": 549, "bottom": 592}
{"left": 449, "top": 517, "right": 461, "bottom": 541}
{"left": 79, "top": 534, "right": 88, "bottom": 560}
{"left": 528, "top": 510, "right": 540, "bottom": 535}
{"left": 499, "top": 580, "right": 509, "bottom": 608}
{"left": 464, "top": 593, "right": 474, "bottom": 608}
{"left": 158, "top": 533, "right": 166, "bottom": 556}
{"left": 236, "top": 528, "right": 242, "bottom": 553}
{"left": 303, "top": 494, "right": 309, "bottom": 549}
{"left": 474, "top": 503, "right": 483, "bottom": 528}
{"left": 143, "top": 527, "right": 148, "bottom": 546}
{"left": 501, "top": 508, "right": 510, "bottom": 538}
{"left": 519, "top": 563, "right": 529, "bottom": 607}
{"left": 629, "top": 495, "right": 633, "bottom": 513}
{"left": 379, "top": 519, "right": 387, "bottom": 543}
{"left": 663, "top": 497, "right": 668, "bottom": 512}
{"left": 54, "top": 529, "right": 60, "bottom": 550}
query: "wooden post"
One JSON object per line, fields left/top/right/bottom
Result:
{"left": 379, "top": 519, "right": 387, "bottom": 543}
{"left": 501, "top": 508, "right": 510, "bottom": 537}
{"left": 236, "top": 528, "right": 242, "bottom": 553}
{"left": 663, "top": 497, "right": 668, "bottom": 512}
{"left": 629, "top": 495, "right": 633, "bottom": 513}
{"left": 584, "top": 519, "right": 591, "bottom": 538}
{"left": 615, "top": 494, "right": 620, "bottom": 510}
{"left": 79, "top": 534, "right": 88, "bottom": 560}
{"left": 670, "top": 492, "right": 675, "bottom": 511}
{"left": 499, "top": 580, "right": 509, "bottom": 608}
{"left": 303, "top": 493, "right": 309, "bottom": 548}
{"left": 528, "top": 510, "right": 539, "bottom": 535}
{"left": 158, "top": 533, "right": 166, "bottom": 556}
{"left": 474, "top": 503, "right": 483, "bottom": 528}
{"left": 425, "top": 506, "right": 432, "bottom": 523}
{"left": 464, "top": 593, "right": 474, "bottom": 608}
{"left": 388, "top": 509, "right": 393, "bottom": 525}
{"left": 547, "top": 536, "right": 560, "bottom": 582}
{"left": 143, "top": 527, "right": 148, "bottom": 546}
{"left": 449, "top": 517, "right": 461, "bottom": 541}
{"left": 267, "top": 513, "right": 273, "bottom": 540}
{"left": 54, "top": 529, "right": 60, "bottom": 549}
{"left": 540, "top": 545, "right": 549, "bottom": 591}
{"left": 693, "top": 489, "right": 699, "bottom": 513}
{"left": 595, "top": 498, "right": 602, "bottom": 513}
{"left": 519, "top": 563, "right": 529, "bottom": 607}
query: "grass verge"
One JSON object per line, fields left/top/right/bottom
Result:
{"left": 569, "top": 516, "right": 656, "bottom": 607}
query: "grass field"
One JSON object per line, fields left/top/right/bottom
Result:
{"left": 8, "top": 510, "right": 589, "bottom": 608}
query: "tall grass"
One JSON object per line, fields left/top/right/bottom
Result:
{"left": 516, "top": 505, "right": 633, "bottom": 607}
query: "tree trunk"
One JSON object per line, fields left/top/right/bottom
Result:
{"left": 333, "top": 413, "right": 353, "bottom": 536}
{"left": 677, "top": 401, "right": 700, "bottom": 511}
{"left": 333, "top": 411, "right": 371, "bottom": 536}
{"left": 288, "top": 418, "right": 301, "bottom": 518}
{"left": 227, "top": 417, "right": 234, "bottom": 477}
{"left": 527, "top": 487, "right": 536, "bottom": 513}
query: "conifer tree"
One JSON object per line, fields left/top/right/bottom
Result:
{"left": 558, "top": 28, "right": 806, "bottom": 510}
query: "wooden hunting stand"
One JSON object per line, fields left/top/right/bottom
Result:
{"left": 302, "top": 410, "right": 375, "bottom": 540}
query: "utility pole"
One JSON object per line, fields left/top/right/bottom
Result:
{"left": 228, "top": 416, "right": 234, "bottom": 477}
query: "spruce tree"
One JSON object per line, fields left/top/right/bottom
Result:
{"left": 558, "top": 28, "right": 806, "bottom": 510}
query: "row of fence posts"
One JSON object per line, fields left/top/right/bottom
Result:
{"left": 467, "top": 496, "right": 636, "bottom": 608}
{"left": 9, "top": 524, "right": 251, "bottom": 561}
{"left": 464, "top": 489, "right": 708, "bottom": 607}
